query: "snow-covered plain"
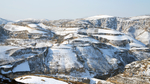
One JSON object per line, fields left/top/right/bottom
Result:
{"left": 4, "top": 24, "right": 46, "bottom": 34}
{"left": 15, "top": 75, "right": 68, "bottom": 84}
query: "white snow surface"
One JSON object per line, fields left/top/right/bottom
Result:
{"left": 28, "top": 24, "right": 37, "bottom": 28}
{"left": 129, "top": 16, "right": 150, "bottom": 20}
{"left": 64, "top": 33, "right": 74, "bottom": 39}
{"left": 0, "top": 46, "right": 19, "bottom": 53}
{"left": 54, "top": 28, "right": 79, "bottom": 35}
{"left": 4, "top": 24, "right": 46, "bottom": 34}
{"left": 52, "top": 44, "right": 72, "bottom": 49}
{"left": 90, "top": 78, "right": 113, "bottom": 84}
{"left": 49, "top": 49, "right": 83, "bottom": 69}
{"left": 47, "top": 45, "right": 83, "bottom": 69}
{"left": 93, "top": 35, "right": 128, "bottom": 40}
{"left": 87, "top": 28, "right": 123, "bottom": 34}
{"left": 136, "top": 31, "right": 150, "bottom": 45}
{"left": 13, "top": 61, "right": 30, "bottom": 72}
{"left": 37, "top": 23, "right": 50, "bottom": 29}
{"left": 85, "top": 15, "right": 114, "bottom": 20}
{"left": 15, "top": 18, "right": 48, "bottom": 22}
{"left": 0, "top": 46, "right": 20, "bottom": 62}
{"left": 0, "top": 65, "right": 13, "bottom": 68}
{"left": 71, "top": 37, "right": 100, "bottom": 43}
{"left": 36, "top": 42, "right": 53, "bottom": 47}
{"left": 15, "top": 75, "right": 67, "bottom": 84}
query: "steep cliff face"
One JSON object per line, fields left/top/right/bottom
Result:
{"left": 82, "top": 15, "right": 150, "bottom": 46}
{"left": 41, "top": 15, "right": 150, "bottom": 46}
{"left": 18, "top": 43, "right": 148, "bottom": 79}
{"left": 84, "top": 15, "right": 117, "bottom": 29}
{"left": 0, "top": 25, "right": 10, "bottom": 40}
{"left": 86, "top": 15, "right": 150, "bottom": 46}
{"left": 117, "top": 16, "right": 150, "bottom": 46}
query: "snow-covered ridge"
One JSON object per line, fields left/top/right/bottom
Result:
{"left": 15, "top": 18, "right": 49, "bottom": 22}
{"left": 4, "top": 24, "right": 47, "bottom": 34}
{"left": 85, "top": 15, "right": 115, "bottom": 20}
{"left": 0, "top": 18, "right": 12, "bottom": 25}
{"left": 129, "top": 15, "right": 150, "bottom": 20}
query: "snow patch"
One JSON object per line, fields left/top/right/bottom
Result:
{"left": 13, "top": 61, "right": 30, "bottom": 72}
{"left": 28, "top": 24, "right": 37, "bottom": 28}
{"left": 4, "top": 24, "right": 46, "bottom": 34}
{"left": 0, "top": 65, "right": 13, "bottom": 68}
{"left": 93, "top": 35, "right": 128, "bottom": 40}
{"left": 15, "top": 76, "right": 67, "bottom": 84}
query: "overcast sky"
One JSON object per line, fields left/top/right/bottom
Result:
{"left": 0, "top": 0, "right": 150, "bottom": 21}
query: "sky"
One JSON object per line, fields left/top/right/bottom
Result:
{"left": 0, "top": 0, "right": 150, "bottom": 21}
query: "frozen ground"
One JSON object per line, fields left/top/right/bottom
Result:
{"left": 15, "top": 75, "right": 68, "bottom": 84}
{"left": 0, "top": 46, "right": 19, "bottom": 53}
{"left": 13, "top": 61, "right": 30, "bottom": 72}
{"left": 4, "top": 24, "right": 47, "bottom": 34}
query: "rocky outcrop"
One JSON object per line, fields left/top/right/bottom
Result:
{"left": 0, "top": 73, "right": 23, "bottom": 84}
{"left": 0, "top": 47, "right": 48, "bottom": 75}
{"left": 107, "top": 58, "right": 150, "bottom": 84}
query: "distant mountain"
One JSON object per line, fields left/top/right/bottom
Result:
{"left": 40, "top": 15, "right": 150, "bottom": 46}
{"left": 15, "top": 18, "right": 49, "bottom": 23}
{"left": 0, "top": 18, "right": 12, "bottom": 25}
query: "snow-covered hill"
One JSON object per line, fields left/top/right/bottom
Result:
{"left": 0, "top": 15, "right": 150, "bottom": 84}
{"left": 85, "top": 15, "right": 115, "bottom": 20}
